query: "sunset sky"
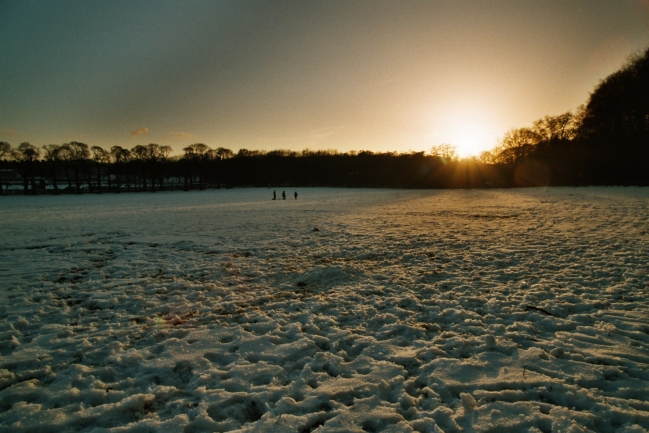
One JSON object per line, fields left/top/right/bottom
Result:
{"left": 1, "top": 1, "right": 648, "bottom": 157}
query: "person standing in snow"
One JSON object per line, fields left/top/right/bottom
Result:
{"left": 294, "top": 191, "right": 298, "bottom": 199}
{"left": 282, "top": 190, "right": 286, "bottom": 200}
{"left": 273, "top": 190, "right": 276, "bottom": 200}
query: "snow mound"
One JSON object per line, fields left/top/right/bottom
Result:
{"left": 298, "top": 266, "right": 351, "bottom": 288}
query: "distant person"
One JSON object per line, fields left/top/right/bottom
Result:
{"left": 294, "top": 191, "right": 298, "bottom": 200}
{"left": 282, "top": 190, "right": 286, "bottom": 200}
{"left": 273, "top": 190, "right": 276, "bottom": 200}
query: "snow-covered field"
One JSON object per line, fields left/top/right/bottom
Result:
{"left": 1, "top": 187, "right": 648, "bottom": 433}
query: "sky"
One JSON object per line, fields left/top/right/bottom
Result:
{"left": 1, "top": 1, "right": 648, "bottom": 157}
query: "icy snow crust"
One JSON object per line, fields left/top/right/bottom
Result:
{"left": 1, "top": 187, "right": 648, "bottom": 433}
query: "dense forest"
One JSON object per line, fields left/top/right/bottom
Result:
{"left": 1, "top": 47, "right": 648, "bottom": 195}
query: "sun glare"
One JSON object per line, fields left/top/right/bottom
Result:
{"left": 454, "top": 125, "right": 486, "bottom": 158}
{"left": 428, "top": 103, "right": 499, "bottom": 159}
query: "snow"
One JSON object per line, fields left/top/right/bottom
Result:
{"left": 1, "top": 187, "right": 648, "bottom": 432}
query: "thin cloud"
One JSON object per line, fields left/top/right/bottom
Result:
{"left": 307, "top": 126, "right": 346, "bottom": 141}
{"left": 169, "top": 132, "right": 194, "bottom": 140}
{"left": 130, "top": 127, "right": 149, "bottom": 137}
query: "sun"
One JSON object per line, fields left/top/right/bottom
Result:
{"left": 446, "top": 118, "right": 497, "bottom": 158}
{"left": 426, "top": 102, "right": 501, "bottom": 159}
{"left": 453, "top": 125, "right": 489, "bottom": 158}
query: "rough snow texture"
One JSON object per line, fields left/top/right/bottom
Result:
{"left": 1, "top": 187, "right": 648, "bottom": 433}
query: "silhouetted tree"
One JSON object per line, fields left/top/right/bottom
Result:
{"left": 0, "top": 142, "right": 12, "bottom": 195}
{"left": 215, "top": 147, "right": 234, "bottom": 160}
{"left": 575, "top": 47, "right": 649, "bottom": 184}
{"left": 145, "top": 143, "right": 160, "bottom": 191}
{"left": 57, "top": 144, "right": 74, "bottom": 191}
{"left": 91, "top": 146, "right": 110, "bottom": 193}
{"left": 157, "top": 145, "right": 172, "bottom": 190}
{"left": 183, "top": 143, "right": 211, "bottom": 190}
{"left": 111, "top": 146, "right": 131, "bottom": 192}
{"left": 430, "top": 144, "right": 458, "bottom": 163}
{"left": 0, "top": 142, "right": 11, "bottom": 160}
{"left": 205, "top": 147, "right": 234, "bottom": 188}
{"left": 42, "top": 144, "right": 62, "bottom": 194}
{"left": 478, "top": 149, "right": 497, "bottom": 164}
{"left": 131, "top": 145, "right": 149, "bottom": 191}
{"left": 65, "top": 142, "right": 90, "bottom": 193}
{"left": 103, "top": 147, "right": 115, "bottom": 192}
{"left": 532, "top": 112, "right": 580, "bottom": 142}
{"left": 579, "top": 48, "right": 649, "bottom": 142}
{"left": 181, "top": 146, "right": 194, "bottom": 190}
{"left": 13, "top": 142, "right": 41, "bottom": 194}
{"left": 193, "top": 143, "right": 210, "bottom": 190}
{"left": 492, "top": 128, "right": 541, "bottom": 164}
{"left": 215, "top": 147, "right": 234, "bottom": 188}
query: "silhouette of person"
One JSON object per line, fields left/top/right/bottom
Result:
{"left": 273, "top": 190, "right": 276, "bottom": 200}
{"left": 294, "top": 191, "right": 298, "bottom": 199}
{"left": 282, "top": 190, "right": 286, "bottom": 200}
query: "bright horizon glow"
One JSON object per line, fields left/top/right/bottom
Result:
{"left": 427, "top": 103, "right": 503, "bottom": 158}
{"left": 451, "top": 122, "right": 494, "bottom": 158}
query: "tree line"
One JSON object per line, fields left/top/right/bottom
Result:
{"left": 478, "top": 47, "right": 649, "bottom": 186}
{"left": 0, "top": 141, "right": 512, "bottom": 194}
{"left": 1, "top": 47, "right": 648, "bottom": 194}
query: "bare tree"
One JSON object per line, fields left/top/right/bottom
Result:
{"left": 183, "top": 143, "right": 211, "bottom": 190}
{"left": 132, "top": 143, "right": 171, "bottom": 191}
{"left": 13, "top": 142, "right": 41, "bottom": 194}
{"left": 214, "top": 147, "right": 234, "bottom": 160}
{"left": 0, "top": 142, "right": 11, "bottom": 160}
{"left": 492, "top": 128, "right": 541, "bottom": 164}
{"left": 182, "top": 145, "right": 197, "bottom": 190}
{"left": 157, "top": 145, "right": 172, "bottom": 189}
{"left": 65, "top": 142, "right": 90, "bottom": 193}
{"left": 186, "top": 143, "right": 210, "bottom": 190}
{"left": 208, "top": 147, "right": 235, "bottom": 188}
{"left": 111, "top": 146, "right": 131, "bottom": 192}
{"left": 0, "top": 142, "right": 12, "bottom": 195}
{"left": 478, "top": 149, "right": 497, "bottom": 164}
{"left": 532, "top": 112, "right": 579, "bottom": 142}
{"left": 103, "top": 148, "right": 115, "bottom": 192}
{"left": 42, "top": 144, "right": 62, "bottom": 194}
{"left": 91, "top": 146, "right": 110, "bottom": 193}
{"left": 131, "top": 145, "right": 149, "bottom": 191}
{"left": 57, "top": 144, "right": 74, "bottom": 191}
{"left": 206, "top": 148, "right": 221, "bottom": 188}
{"left": 430, "top": 143, "right": 458, "bottom": 163}
{"left": 144, "top": 143, "right": 163, "bottom": 191}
